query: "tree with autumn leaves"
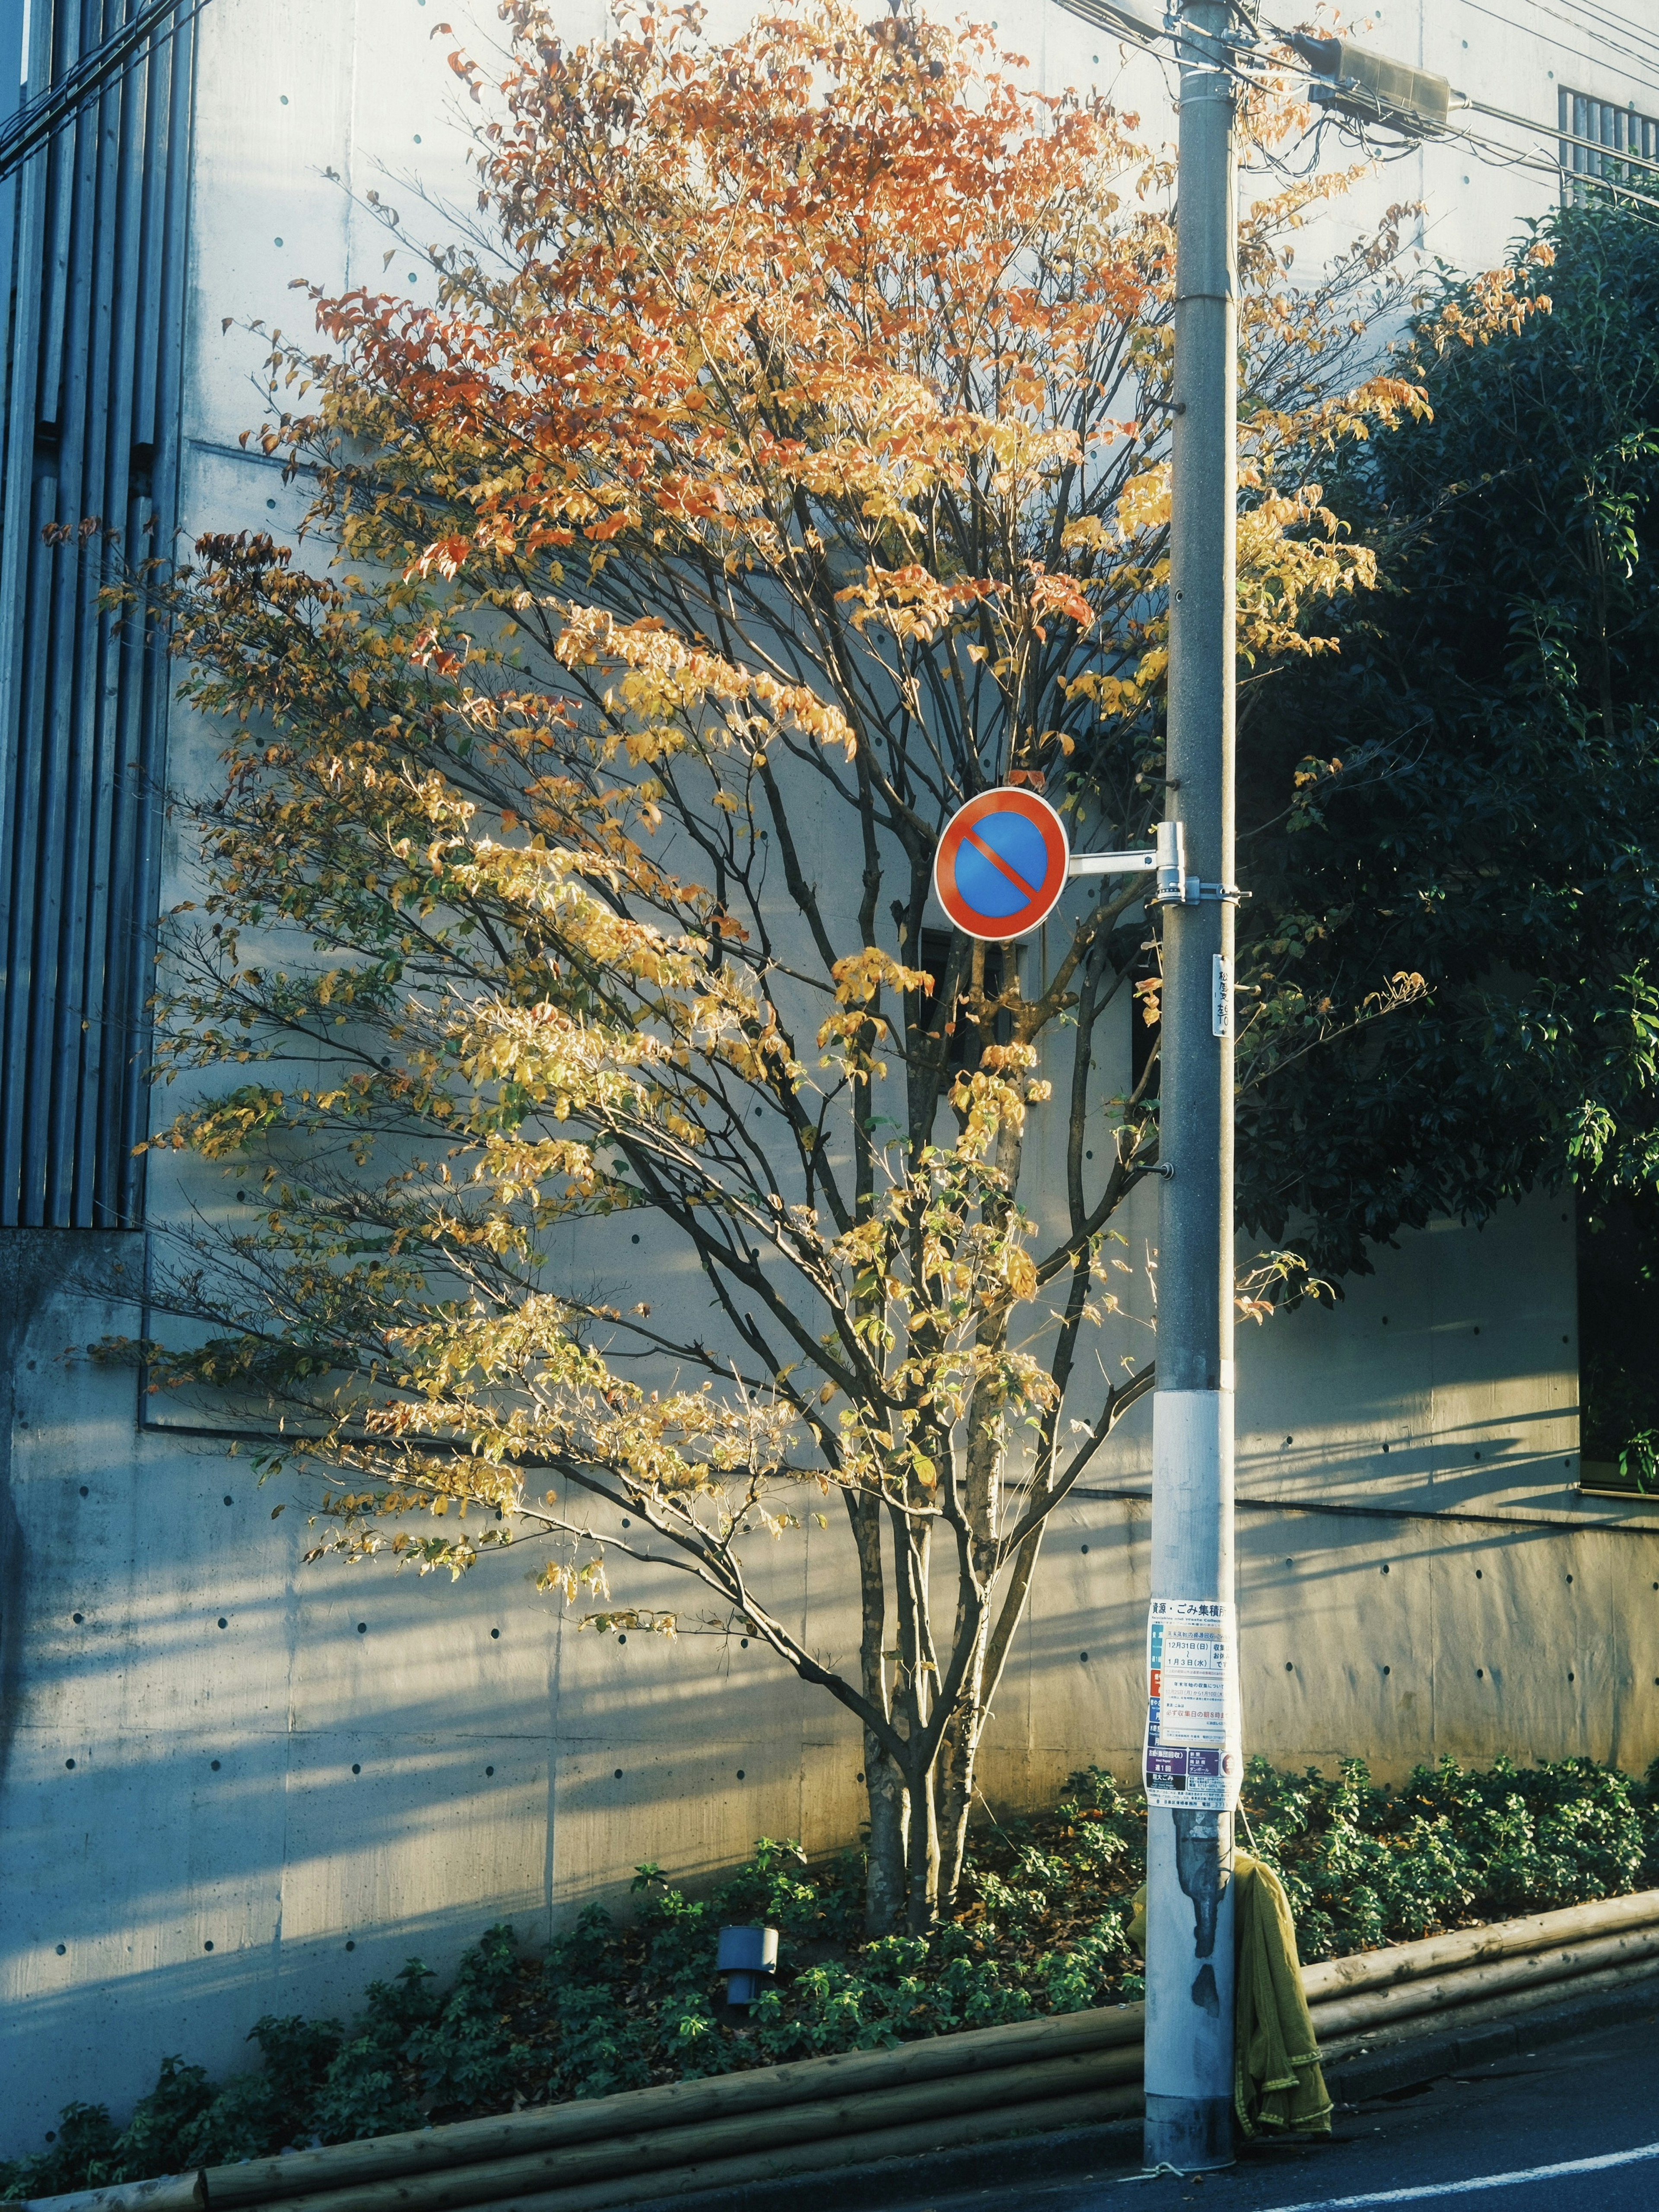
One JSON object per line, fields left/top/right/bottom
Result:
{"left": 126, "top": 2, "right": 1536, "bottom": 1933}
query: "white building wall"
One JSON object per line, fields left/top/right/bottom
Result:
{"left": 3, "top": 0, "right": 1656, "bottom": 2153}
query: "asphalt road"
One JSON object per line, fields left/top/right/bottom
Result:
{"left": 882, "top": 2014, "right": 1659, "bottom": 2212}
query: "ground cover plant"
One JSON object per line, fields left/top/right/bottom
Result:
{"left": 8, "top": 1752, "right": 1657, "bottom": 2193}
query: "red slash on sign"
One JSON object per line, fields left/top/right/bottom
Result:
{"left": 960, "top": 825, "right": 1041, "bottom": 903}
{"left": 934, "top": 788, "right": 1070, "bottom": 941}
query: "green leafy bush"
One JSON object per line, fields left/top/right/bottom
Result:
{"left": 7, "top": 1756, "right": 1658, "bottom": 2196}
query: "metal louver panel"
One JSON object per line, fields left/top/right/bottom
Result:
{"left": 1560, "top": 87, "right": 1659, "bottom": 203}
{"left": 0, "top": 0, "right": 194, "bottom": 1226}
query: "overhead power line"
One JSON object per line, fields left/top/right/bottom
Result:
{"left": 1059, "top": 0, "right": 1659, "bottom": 246}
{"left": 1456, "top": 0, "right": 1659, "bottom": 89}
{"left": 0, "top": 0, "right": 213, "bottom": 188}
{"left": 1468, "top": 94, "right": 1659, "bottom": 177}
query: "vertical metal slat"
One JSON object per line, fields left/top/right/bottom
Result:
{"left": 0, "top": 0, "right": 195, "bottom": 1226}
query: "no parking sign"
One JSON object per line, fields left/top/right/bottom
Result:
{"left": 932, "top": 788, "right": 1071, "bottom": 942}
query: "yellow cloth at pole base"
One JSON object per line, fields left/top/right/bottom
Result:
{"left": 1231, "top": 1850, "right": 1332, "bottom": 2138}
{"left": 1125, "top": 1850, "right": 1331, "bottom": 2140}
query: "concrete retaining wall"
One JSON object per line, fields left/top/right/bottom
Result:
{"left": 6, "top": 1187, "right": 1653, "bottom": 2152}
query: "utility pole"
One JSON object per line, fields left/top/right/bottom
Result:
{"left": 1141, "top": 0, "right": 1242, "bottom": 2174}
{"left": 1046, "top": 2, "right": 1447, "bottom": 2173}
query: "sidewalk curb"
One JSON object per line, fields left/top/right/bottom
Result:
{"left": 621, "top": 1969, "right": 1659, "bottom": 2212}
{"left": 1325, "top": 1964, "right": 1659, "bottom": 2106}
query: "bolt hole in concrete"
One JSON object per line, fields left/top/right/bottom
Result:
{"left": 490, "top": 1627, "right": 500, "bottom": 1638}
{"left": 737, "top": 1770, "right": 745, "bottom": 1779}
{"left": 613, "top": 1768, "right": 623, "bottom": 1779}
{"left": 1382, "top": 1564, "right": 1391, "bottom": 1574}
{"left": 64, "top": 1758, "right": 75, "bottom": 1769}
{"left": 223, "top": 1494, "right": 233, "bottom": 1505}
{"left": 72, "top": 1611, "right": 82, "bottom": 1622}
{"left": 352, "top": 1764, "right": 360, "bottom": 1774}
{"left": 1383, "top": 1666, "right": 1392, "bottom": 1676}
{"left": 203, "top": 1941, "right": 213, "bottom": 1952}
{"left": 55, "top": 1944, "right": 64, "bottom": 1955}
{"left": 1079, "top": 1651, "right": 1090, "bottom": 1663}
{"left": 217, "top": 1617, "right": 228, "bottom": 1629}
{"left": 345, "top": 1940, "right": 355, "bottom": 1951}
{"left": 1477, "top": 1669, "right": 1484, "bottom": 1678}
{"left": 211, "top": 1759, "right": 220, "bottom": 1770}
{"left": 78, "top": 1485, "right": 87, "bottom": 1496}
{"left": 356, "top": 1622, "right": 367, "bottom": 1634}
{"left": 486, "top": 1766, "right": 494, "bottom": 1776}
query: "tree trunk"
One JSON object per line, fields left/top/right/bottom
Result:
{"left": 865, "top": 1740, "right": 909, "bottom": 1936}
{"left": 904, "top": 1757, "right": 940, "bottom": 1934}
{"left": 848, "top": 1490, "right": 906, "bottom": 1934}
{"left": 934, "top": 1622, "right": 990, "bottom": 1913}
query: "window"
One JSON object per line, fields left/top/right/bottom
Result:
{"left": 0, "top": 1, "right": 194, "bottom": 1226}
{"left": 917, "top": 930, "right": 1013, "bottom": 1072}
{"left": 1576, "top": 1194, "right": 1659, "bottom": 1497}
{"left": 1559, "top": 88, "right": 1659, "bottom": 203}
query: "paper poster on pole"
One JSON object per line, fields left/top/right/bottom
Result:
{"left": 1143, "top": 1597, "right": 1241, "bottom": 1811}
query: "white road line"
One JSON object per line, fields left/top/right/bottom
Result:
{"left": 1251, "top": 2138, "right": 1659, "bottom": 2211}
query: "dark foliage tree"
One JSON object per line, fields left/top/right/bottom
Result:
{"left": 1237, "top": 197, "right": 1659, "bottom": 1303}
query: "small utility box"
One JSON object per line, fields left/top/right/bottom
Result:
{"left": 716, "top": 1923, "right": 779, "bottom": 2007}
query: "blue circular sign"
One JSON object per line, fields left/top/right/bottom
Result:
{"left": 933, "top": 787, "right": 1071, "bottom": 941}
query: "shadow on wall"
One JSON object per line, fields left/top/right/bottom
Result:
{"left": 0, "top": 1230, "right": 134, "bottom": 1796}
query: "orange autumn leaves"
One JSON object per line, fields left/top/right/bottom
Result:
{"left": 263, "top": 0, "right": 1432, "bottom": 746}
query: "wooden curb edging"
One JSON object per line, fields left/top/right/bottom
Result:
{"left": 28, "top": 1887, "right": 1659, "bottom": 2212}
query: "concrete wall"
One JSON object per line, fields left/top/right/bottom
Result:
{"left": 4, "top": 0, "right": 1658, "bottom": 2158}
{"left": 9, "top": 1186, "right": 1649, "bottom": 2152}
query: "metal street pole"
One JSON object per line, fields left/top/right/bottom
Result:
{"left": 1142, "top": 0, "right": 1242, "bottom": 2174}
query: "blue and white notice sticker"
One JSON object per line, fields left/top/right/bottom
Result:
{"left": 1144, "top": 1597, "right": 1241, "bottom": 1811}
{"left": 1211, "top": 954, "right": 1233, "bottom": 1039}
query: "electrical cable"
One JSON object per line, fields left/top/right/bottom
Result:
{"left": 1494, "top": 0, "right": 1659, "bottom": 79}
{"left": 1451, "top": 93, "right": 1659, "bottom": 228}
{"left": 1067, "top": 0, "right": 1659, "bottom": 233}
{"left": 1516, "top": 0, "right": 1659, "bottom": 76}
{"left": 0, "top": 0, "right": 215, "bottom": 188}
{"left": 1452, "top": 116, "right": 1659, "bottom": 239}
{"left": 1467, "top": 95, "right": 1659, "bottom": 182}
